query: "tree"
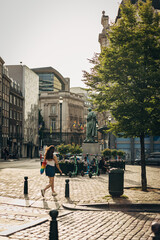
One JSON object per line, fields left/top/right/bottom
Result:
{"left": 38, "top": 110, "right": 45, "bottom": 145}
{"left": 83, "top": 0, "right": 160, "bottom": 191}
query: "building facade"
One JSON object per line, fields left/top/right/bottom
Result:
{"left": 33, "top": 67, "right": 85, "bottom": 147}
{"left": 6, "top": 65, "right": 39, "bottom": 158}
{"left": 9, "top": 79, "right": 23, "bottom": 158}
{"left": 32, "top": 67, "right": 70, "bottom": 92}
{"left": 0, "top": 58, "right": 4, "bottom": 158}
{"left": 1, "top": 65, "right": 10, "bottom": 159}
{"left": 39, "top": 91, "right": 85, "bottom": 146}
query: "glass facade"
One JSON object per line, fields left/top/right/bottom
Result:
{"left": 38, "top": 73, "right": 62, "bottom": 92}
{"left": 116, "top": 136, "right": 160, "bottom": 162}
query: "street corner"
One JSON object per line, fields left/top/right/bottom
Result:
{"left": 0, "top": 202, "right": 49, "bottom": 238}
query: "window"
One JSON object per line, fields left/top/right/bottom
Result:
{"left": 10, "top": 125, "right": 12, "bottom": 133}
{"left": 51, "top": 118, "right": 56, "bottom": 130}
{"left": 51, "top": 105, "right": 56, "bottom": 114}
{"left": 10, "top": 94, "right": 12, "bottom": 104}
{"left": 14, "top": 96, "right": 16, "bottom": 105}
{"left": 10, "top": 109, "right": 12, "bottom": 119}
{"left": 17, "top": 98, "right": 19, "bottom": 106}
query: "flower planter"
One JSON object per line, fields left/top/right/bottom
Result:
{"left": 55, "top": 161, "right": 85, "bottom": 175}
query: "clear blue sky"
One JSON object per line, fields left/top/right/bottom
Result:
{"left": 0, "top": 0, "right": 121, "bottom": 88}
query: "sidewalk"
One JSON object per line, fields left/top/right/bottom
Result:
{"left": 0, "top": 161, "right": 159, "bottom": 239}
{"left": 0, "top": 162, "right": 159, "bottom": 207}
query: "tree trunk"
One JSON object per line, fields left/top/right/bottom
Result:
{"left": 140, "top": 134, "right": 147, "bottom": 191}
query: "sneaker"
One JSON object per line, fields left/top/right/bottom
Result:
{"left": 52, "top": 192, "right": 57, "bottom": 196}
{"left": 41, "top": 189, "right": 45, "bottom": 197}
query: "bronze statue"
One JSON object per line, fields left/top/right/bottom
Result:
{"left": 84, "top": 108, "right": 98, "bottom": 143}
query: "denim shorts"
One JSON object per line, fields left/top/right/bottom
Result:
{"left": 45, "top": 165, "right": 55, "bottom": 177}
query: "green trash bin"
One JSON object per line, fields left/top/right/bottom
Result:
{"left": 109, "top": 168, "right": 124, "bottom": 197}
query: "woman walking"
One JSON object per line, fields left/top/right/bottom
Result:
{"left": 41, "top": 145, "right": 62, "bottom": 197}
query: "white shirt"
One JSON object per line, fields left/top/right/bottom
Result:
{"left": 46, "top": 159, "right": 55, "bottom": 167}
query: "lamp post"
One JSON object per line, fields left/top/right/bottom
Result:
{"left": 59, "top": 97, "right": 63, "bottom": 144}
{"left": 108, "top": 116, "right": 112, "bottom": 149}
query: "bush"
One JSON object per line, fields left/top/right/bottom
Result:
{"left": 57, "top": 144, "right": 70, "bottom": 159}
{"left": 68, "top": 143, "right": 82, "bottom": 155}
{"left": 102, "top": 148, "right": 111, "bottom": 159}
{"left": 117, "top": 150, "right": 125, "bottom": 159}
{"left": 111, "top": 149, "right": 117, "bottom": 159}
{"left": 102, "top": 148, "right": 125, "bottom": 160}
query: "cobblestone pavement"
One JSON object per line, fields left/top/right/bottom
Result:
{"left": 0, "top": 161, "right": 159, "bottom": 205}
{"left": 0, "top": 159, "right": 160, "bottom": 239}
{"left": 6, "top": 210, "right": 160, "bottom": 240}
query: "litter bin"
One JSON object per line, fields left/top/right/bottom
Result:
{"left": 109, "top": 168, "right": 124, "bottom": 197}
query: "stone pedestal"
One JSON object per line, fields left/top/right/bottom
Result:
{"left": 82, "top": 142, "right": 100, "bottom": 161}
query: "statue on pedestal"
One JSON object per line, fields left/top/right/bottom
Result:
{"left": 84, "top": 108, "right": 98, "bottom": 143}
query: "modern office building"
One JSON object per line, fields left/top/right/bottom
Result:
{"left": 32, "top": 67, "right": 70, "bottom": 92}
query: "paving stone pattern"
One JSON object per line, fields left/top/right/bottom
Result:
{"left": 0, "top": 203, "right": 48, "bottom": 232}
{"left": 8, "top": 211, "right": 160, "bottom": 240}
{"left": 0, "top": 162, "right": 160, "bottom": 239}
{"left": 0, "top": 165, "right": 160, "bottom": 205}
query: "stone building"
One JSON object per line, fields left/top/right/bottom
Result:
{"left": 0, "top": 58, "right": 10, "bottom": 158}
{"left": 98, "top": 11, "right": 110, "bottom": 49}
{"left": 0, "top": 57, "right": 4, "bottom": 158}
{"left": 9, "top": 79, "right": 23, "bottom": 158}
{"left": 39, "top": 91, "right": 85, "bottom": 146}
{"left": 6, "top": 65, "right": 39, "bottom": 158}
{"left": 33, "top": 67, "right": 85, "bottom": 147}
{"left": 70, "top": 87, "right": 91, "bottom": 124}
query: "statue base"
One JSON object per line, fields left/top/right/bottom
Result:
{"left": 82, "top": 142, "right": 101, "bottom": 161}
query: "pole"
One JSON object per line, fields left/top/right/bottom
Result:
{"left": 24, "top": 176, "right": 28, "bottom": 195}
{"left": 60, "top": 102, "right": 62, "bottom": 143}
{"left": 65, "top": 179, "right": 69, "bottom": 198}
{"left": 49, "top": 210, "right": 59, "bottom": 240}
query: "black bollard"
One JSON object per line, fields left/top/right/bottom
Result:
{"left": 24, "top": 176, "right": 28, "bottom": 195}
{"left": 65, "top": 179, "right": 69, "bottom": 198}
{"left": 152, "top": 222, "right": 160, "bottom": 240}
{"left": 49, "top": 210, "right": 58, "bottom": 240}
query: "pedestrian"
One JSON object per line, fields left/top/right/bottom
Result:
{"left": 4, "top": 147, "right": 9, "bottom": 161}
{"left": 41, "top": 145, "right": 62, "bottom": 197}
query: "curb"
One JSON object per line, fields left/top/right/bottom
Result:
{"left": 63, "top": 203, "right": 160, "bottom": 212}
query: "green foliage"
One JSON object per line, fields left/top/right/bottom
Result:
{"left": 111, "top": 149, "right": 118, "bottom": 158}
{"left": 102, "top": 148, "right": 111, "bottom": 158}
{"left": 57, "top": 143, "right": 82, "bottom": 157}
{"left": 83, "top": 0, "right": 160, "bottom": 138}
{"left": 102, "top": 148, "right": 125, "bottom": 159}
{"left": 83, "top": 0, "right": 160, "bottom": 190}
{"left": 38, "top": 110, "right": 45, "bottom": 138}
{"left": 68, "top": 143, "right": 82, "bottom": 155}
{"left": 57, "top": 144, "right": 70, "bottom": 156}
{"left": 117, "top": 150, "right": 125, "bottom": 158}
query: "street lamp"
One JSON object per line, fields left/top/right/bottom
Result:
{"left": 59, "top": 96, "right": 63, "bottom": 144}
{"left": 108, "top": 116, "right": 112, "bottom": 149}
